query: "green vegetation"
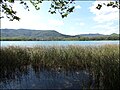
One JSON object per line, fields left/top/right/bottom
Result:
{"left": 1, "top": 0, "right": 119, "bottom": 21}
{"left": 1, "top": 29, "right": 119, "bottom": 41}
{"left": 63, "top": 35, "right": 120, "bottom": 41}
{"left": 0, "top": 45, "right": 119, "bottom": 89}
{"left": 1, "top": 35, "right": 119, "bottom": 41}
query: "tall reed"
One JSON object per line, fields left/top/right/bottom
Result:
{"left": 0, "top": 44, "right": 119, "bottom": 89}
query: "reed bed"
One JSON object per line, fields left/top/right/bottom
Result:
{"left": 0, "top": 44, "right": 119, "bottom": 89}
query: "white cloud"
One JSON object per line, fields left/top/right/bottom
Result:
{"left": 48, "top": 19, "right": 64, "bottom": 26}
{"left": 89, "top": 1, "right": 119, "bottom": 34}
{"left": 89, "top": 1, "right": 119, "bottom": 23}
{"left": 80, "top": 22, "right": 85, "bottom": 26}
{"left": 1, "top": 11, "right": 45, "bottom": 30}
{"left": 75, "top": 5, "right": 81, "bottom": 9}
{"left": 75, "top": 22, "right": 85, "bottom": 26}
{"left": 92, "top": 22, "right": 119, "bottom": 34}
{"left": 1, "top": 1, "right": 64, "bottom": 31}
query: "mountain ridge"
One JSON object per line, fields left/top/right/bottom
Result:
{"left": 1, "top": 29, "right": 109, "bottom": 37}
{"left": 1, "top": 29, "right": 71, "bottom": 38}
{"left": 1, "top": 29, "right": 119, "bottom": 41}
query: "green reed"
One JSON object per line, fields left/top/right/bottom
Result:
{"left": 0, "top": 44, "right": 119, "bottom": 89}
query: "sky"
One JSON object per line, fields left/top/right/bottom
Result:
{"left": 1, "top": 1, "right": 119, "bottom": 35}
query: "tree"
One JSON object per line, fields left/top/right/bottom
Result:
{"left": 96, "top": 1, "right": 119, "bottom": 10}
{"left": 0, "top": 0, "right": 119, "bottom": 21}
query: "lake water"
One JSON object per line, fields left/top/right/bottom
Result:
{"left": 0, "top": 66, "right": 94, "bottom": 89}
{"left": 0, "top": 40, "right": 119, "bottom": 89}
{"left": 1, "top": 41, "right": 119, "bottom": 47}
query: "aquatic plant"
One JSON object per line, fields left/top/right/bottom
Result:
{"left": 0, "top": 44, "right": 119, "bottom": 89}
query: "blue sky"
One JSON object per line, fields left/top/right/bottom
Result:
{"left": 1, "top": 1, "right": 119, "bottom": 35}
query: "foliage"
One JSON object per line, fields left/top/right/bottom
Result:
{"left": 1, "top": 35, "right": 120, "bottom": 41}
{"left": 96, "top": 1, "right": 120, "bottom": 10}
{"left": 0, "top": 0, "right": 21, "bottom": 21}
{"left": 0, "top": 0, "right": 119, "bottom": 21}
{"left": 0, "top": 0, "right": 75, "bottom": 21}
{"left": 0, "top": 45, "right": 119, "bottom": 89}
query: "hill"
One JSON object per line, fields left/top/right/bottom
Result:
{"left": 75, "top": 33, "right": 104, "bottom": 37}
{"left": 1, "top": 29, "right": 119, "bottom": 41}
{"left": 1, "top": 29, "right": 70, "bottom": 38}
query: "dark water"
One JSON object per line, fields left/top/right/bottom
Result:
{"left": 1, "top": 41, "right": 119, "bottom": 47}
{"left": 0, "top": 65, "right": 94, "bottom": 89}
{"left": 1, "top": 40, "right": 118, "bottom": 89}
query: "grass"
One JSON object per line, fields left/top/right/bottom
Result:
{"left": 0, "top": 44, "right": 119, "bottom": 89}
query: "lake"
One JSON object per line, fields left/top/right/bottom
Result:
{"left": 0, "top": 65, "right": 94, "bottom": 89}
{"left": 0, "top": 40, "right": 119, "bottom": 89}
{"left": 1, "top": 41, "right": 119, "bottom": 47}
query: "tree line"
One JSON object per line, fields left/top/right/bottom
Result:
{"left": 1, "top": 35, "right": 119, "bottom": 41}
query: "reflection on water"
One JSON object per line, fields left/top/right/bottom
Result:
{"left": 1, "top": 41, "right": 119, "bottom": 47}
{"left": 0, "top": 65, "right": 94, "bottom": 89}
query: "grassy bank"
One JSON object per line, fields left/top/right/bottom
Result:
{"left": 0, "top": 45, "right": 119, "bottom": 89}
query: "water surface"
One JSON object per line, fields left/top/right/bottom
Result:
{"left": 1, "top": 41, "right": 119, "bottom": 47}
{"left": 0, "top": 66, "right": 93, "bottom": 89}
{"left": 0, "top": 40, "right": 119, "bottom": 89}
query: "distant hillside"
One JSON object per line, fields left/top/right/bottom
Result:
{"left": 75, "top": 33, "right": 104, "bottom": 37}
{"left": 1, "top": 29, "right": 70, "bottom": 38}
{"left": 110, "top": 33, "right": 119, "bottom": 37}
{"left": 1, "top": 29, "right": 119, "bottom": 41}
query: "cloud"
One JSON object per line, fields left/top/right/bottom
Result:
{"left": 89, "top": 1, "right": 119, "bottom": 23}
{"left": 89, "top": 1, "right": 119, "bottom": 34}
{"left": 80, "top": 22, "right": 85, "bottom": 26}
{"left": 75, "top": 5, "right": 81, "bottom": 9}
{"left": 48, "top": 19, "right": 64, "bottom": 26}
{"left": 75, "top": 22, "right": 85, "bottom": 26}
{"left": 1, "top": 1, "right": 64, "bottom": 30}
{"left": 92, "top": 22, "right": 119, "bottom": 34}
